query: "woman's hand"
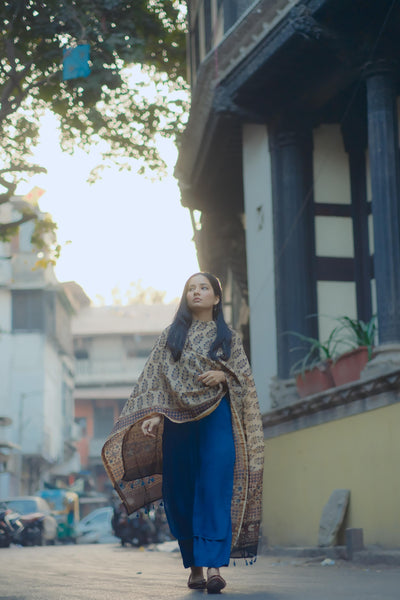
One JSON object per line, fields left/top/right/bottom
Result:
{"left": 141, "top": 415, "right": 161, "bottom": 438}
{"left": 198, "top": 370, "right": 227, "bottom": 387}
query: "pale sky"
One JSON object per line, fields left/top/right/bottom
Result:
{"left": 16, "top": 113, "right": 199, "bottom": 305}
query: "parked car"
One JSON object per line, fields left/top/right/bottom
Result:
{"left": 75, "top": 506, "right": 118, "bottom": 544}
{"left": 0, "top": 496, "right": 58, "bottom": 545}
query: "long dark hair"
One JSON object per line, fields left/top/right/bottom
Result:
{"left": 166, "top": 272, "right": 232, "bottom": 362}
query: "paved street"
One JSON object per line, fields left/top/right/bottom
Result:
{"left": 1, "top": 542, "right": 400, "bottom": 600}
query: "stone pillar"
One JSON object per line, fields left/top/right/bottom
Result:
{"left": 364, "top": 60, "right": 400, "bottom": 343}
{"left": 269, "top": 126, "right": 318, "bottom": 380}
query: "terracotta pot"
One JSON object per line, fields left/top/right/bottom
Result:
{"left": 295, "top": 361, "right": 335, "bottom": 398}
{"left": 330, "top": 346, "right": 370, "bottom": 387}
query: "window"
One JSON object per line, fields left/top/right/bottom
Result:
{"left": 74, "top": 349, "right": 89, "bottom": 360}
{"left": 193, "top": 16, "right": 200, "bottom": 71}
{"left": 124, "top": 334, "right": 158, "bottom": 358}
{"left": 93, "top": 406, "right": 114, "bottom": 439}
{"left": 75, "top": 417, "right": 87, "bottom": 436}
{"left": 204, "top": 0, "right": 212, "bottom": 53}
{"left": 74, "top": 337, "right": 90, "bottom": 360}
{"left": 222, "top": 0, "right": 253, "bottom": 33}
{"left": 12, "top": 290, "right": 45, "bottom": 332}
{"left": 223, "top": 0, "right": 237, "bottom": 32}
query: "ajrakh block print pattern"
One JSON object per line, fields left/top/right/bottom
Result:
{"left": 102, "top": 320, "right": 264, "bottom": 559}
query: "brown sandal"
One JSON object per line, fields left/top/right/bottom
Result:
{"left": 206, "top": 574, "right": 226, "bottom": 594}
{"left": 188, "top": 574, "right": 207, "bottom": 590}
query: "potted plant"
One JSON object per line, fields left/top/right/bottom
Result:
{"left": 288, "top": 328, "right": 338, "bottom": 398}
{"left": 329, "top": 316, "right": 377, "bottom": 386}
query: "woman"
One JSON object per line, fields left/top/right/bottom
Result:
{"left": 102, "top": 273, "right": 264, "bottom": 593}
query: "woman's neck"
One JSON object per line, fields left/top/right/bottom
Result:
{"left": 191, "top": 309, "right": 214, "bottom": 321}
{"left": 192, "top": 317, "right": 214, "bottom": 323}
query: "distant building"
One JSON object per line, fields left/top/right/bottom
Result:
{"left": 0, "top": 198, "right": 79, "bottom": 497}
{"left": 71, "top": 302, "right": 177, "bottom": 493}
{"left": 0, "top": 417, "right": 15, "bottom": 475}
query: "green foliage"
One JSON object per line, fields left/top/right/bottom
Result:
{"left": 334, "top": 315, "right": 377, "bottom": 360}
{"left": 0, "top": 0, "right": 188, "bottom": 254}
{"left": 288, "top": 327, "right": 341, "bottom": 377}
{"left": 31, "top": 214, "right": 61, "bottom": 268}
{"left": 109, "top": 279, "right": 167, "bottom": 305}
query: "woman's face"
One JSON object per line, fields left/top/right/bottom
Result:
{"left": 186, "top": 274, "right": 220, "bottom": 320}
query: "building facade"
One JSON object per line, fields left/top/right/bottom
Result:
{"left": 177, "top": 0, "right": 400, "bottom": 548}
{"left": 0, "top": 200, "right": 79, "bottom": 497}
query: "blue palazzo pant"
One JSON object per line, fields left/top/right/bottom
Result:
{"left": 162, "top": 396, "right": 235, "bottom": 568}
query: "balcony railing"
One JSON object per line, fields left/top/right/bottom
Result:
{"left": 75, "top": 357, "right": 148, "bottom": 385}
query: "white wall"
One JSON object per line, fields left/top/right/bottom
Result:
{"left": 0, "top": 289, "right": 12, "bottom": 422}
{"left": 313, "top": 124, "right": 351, "bottom": 205}
{"left": 242, "top": 123, "right": 277, "bottom": 413}
{"left": 0, "top": 251, "right": 11, "bottom": 288}
{"left": 315, "top": 216, "right": 354, "bottom": 258}
{"left": 313, "top": 124, "right": 357, "bottom": 341}
{"left": 0, "top": 288, "right": 13, "bottom": 498}
{"left": 6, "top": 335, "right": 69, "bottom": 463}
{"left": 43, "top": 341, "right": 64, "bottom": 462}
{"left": 317, "top": 281, "right": 357, "bottom": 345}
{"left": 9, "top": 334, "right": 45, "bottom": 455}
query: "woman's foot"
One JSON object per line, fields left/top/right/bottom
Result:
{"left": 206, "top": 568, "right": 226, "bottom": 594}
{"left": 188, "top": 566, "right": 206, "bottom": 590}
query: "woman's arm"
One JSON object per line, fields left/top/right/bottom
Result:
{"left": 198, "top": 370, "right": 227, "bottom": 387}
{"left": 141, "top": 415, "right": 161, "bottom": 438}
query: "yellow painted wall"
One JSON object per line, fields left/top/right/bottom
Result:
{"left": 262, "top": 402, "right": 400, "bottom": 548}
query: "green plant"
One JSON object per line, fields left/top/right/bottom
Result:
{"left": 287, "top": 314, "right": 377, "bottom": 377}
{"left": 287, "top": 327, "right": 340, "bottom": 378}
{"left": 334, "top": 315, "right": 377, "bottom": 359}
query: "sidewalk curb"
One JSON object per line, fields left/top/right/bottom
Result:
{"left": 262, "top": 545, "right": 400, "bottom": 566}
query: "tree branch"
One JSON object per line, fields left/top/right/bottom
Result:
{"left": 0, "top": 177, "right": 17, "bottom": 200}
{"left": 0, "top": 165, "right": 46, "bottom": 176}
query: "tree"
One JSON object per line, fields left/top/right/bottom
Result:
{"left": 0, "top": 0, "right": 188, "bottom": 255}
{"left": 125, "top": 280, "right": 167, "bottom": 305}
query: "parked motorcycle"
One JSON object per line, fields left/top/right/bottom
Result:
{"left": 0, "top": 497, "right": 58, "bottom": 545}
{"left": 111, "top": 504, "right": 157, "bottom": 547}
{"left": 0, "top": 505, "right": 23, "bottom": 548}
{"left": 16, "top": 513, "right": 49, "bottom": 546}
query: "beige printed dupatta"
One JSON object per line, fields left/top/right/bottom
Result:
{"left": 101, "top": 319, "right": 265, "bottom": 559}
